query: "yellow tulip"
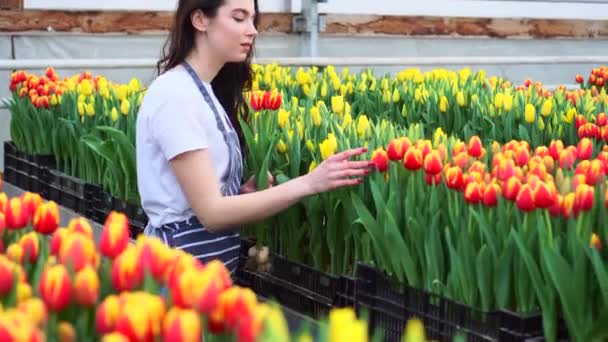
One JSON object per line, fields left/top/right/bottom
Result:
{"left": 503, "top": 93, "right": 513, "bottom": 112}
{"left": 276, "top": 140, "right": 288, "bottom": 154}
{"left": 111, "top": 107, "right": 119, "bottom": 122}
{"left": 120, "top": 99, "right": 130, "bottom": 115}
{"left": 456, "top": 91, "right": 466, "bottom": 107}
{"left": 77, "top": 101, "right": 85, "bottom": 116}
{"left": 116, "top": 84, "right": 129, "bottom": 101}
{"left": 494, "top": 93, "right": 504, "bottom": 109}
{"left": 439, "top": 95, "right": 448, "bottom": 113}
{"left": 85, "top": 103, "right": 95, "bottom": 117}
{"left": 392, "top": 88, "right": 400, "bottom": 103}
{"left": 357, "top": 115, "right": 370, "bottom": 138}
{"left": 563, "top": 107, "right": 576, "bottom": 123}
{"left": 382, "top": 89, "right": 391, "bottom": 104}
{"left": 277, "top": 108, "right": 290, "bottom": 128}
{"left": 311, "top": 107, "right": 322, "bottom": 127}
{"left": 541, "top": 98, "right": 553, "bottom": 117}
{"left": 342, "top": 113, "right": 352, "bottom": 128}
{"left": 306, "top": 140, "right": 315, "bottom": 153}
{"left": 402, "top": 318, "right": 427, "bottom": 342}
{"left": 331, "top": 96, "right": 345, "bottom": 115}
{"left": 525, "top": 104, "right": 536, "bottom": 123}
{"left": 308, "top": 161, "right": 317, "bottom": 174}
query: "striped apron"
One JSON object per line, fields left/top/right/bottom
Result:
{"left": 143, "top": 61, "right": 243, "bottom": 274}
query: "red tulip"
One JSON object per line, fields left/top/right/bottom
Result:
{"left": 559, "top": 149, "right": 576, "bottom": 170}
{"left": 96, "top": 295, "right": 121, "bottom": 335}
{"left": 575, "top": 74, "right": 584, "bottom": 84}
{"left": 263, "top": 89, "right": 282, "bottom": 111}
{"left": 19, "top": 232, "right": 39, "bottom": 264}
{"left": 423, "top": 151, "right": 442, "bottom": 175}
{"left": 549, "top": 194, "right": 563, "bottom": 217}
{"left": 452, "top": 151, "right": 470, "bottom": 169}
{"left": 67, "top": 217, "right": 94, "bottom": 239}
{"left": 483, "top": 183, "right": 500, "bottom": 207}
{"left": 403, "top": 147, "right": 423, "bottom": 171}
{"left": 163, "top": 308, "right": 202, "bottom": 342}
{"left": 575, "top": 115, "right": 587, "bottom": 130}
{"left": 516, "top": 184, "right": 535, "bottom": 212}
{"left": 577, "top": 138, "right": 594, "bottom": 160}
{"left": 371, "top": 148, "right": 389, "bottom": 172}
{"left": 21, "top": 192, "right": 42, "bottom": 219}
{"left": 33, "top": 201, "right": 60, "bottom": 235}
{"left": 549, "top": 140, "right": 564, "bottom": 160}
{"left": 444, "top": 167, "right": 464, "bottom": 190}
{"left": 452, "top": 141, "right": 466, "bottom": 157}
{"left": 249, "top": 91, "right": 264, "bottom": 111}
{"left": 0, "top": 192, "right": 7, "bottom": 213}
{"left": 533, "top": 182, "right": 555, "bottom": 209}
{"left": 59, "top": 233, "right": 98, "bottom": 272}
{"left": 590, "top": 233, "right": 601, "bottom": 251}
{"left": 464, "top": 182, "right": 483, "bottom": 204}
{"left": 74, "top": 265, "right": 99, "bottom": 307}
{"left": 502, "top": 176, "right": 522, "bottom": 201}
{"left": 111, "top": 245, "right": 143, "bottom": 292}
{"left": 425, "top": 172, "right": 441, "bottom": 186}
{"left": 596, "top": 112, "right": 607, "bottom": 127}
{"left": 467, "top": 136, "right": 484, "bottom": 158}
{"left": 5, "top": 197, "right": 29, "bottom": 230}
{"left": 574, "top": 183, "right": 594, "bottom": 213}
{"left": 100, "top": 212, "right": 130, "bottom": 259}
{"left": 386, "top": 137, "right": 410, "bottom": 161}
{"left": 39, "top": 264, "right": 72, "bottom": 311}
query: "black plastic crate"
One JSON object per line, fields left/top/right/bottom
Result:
{"left": 244, "top": 268, "right": 332, "bottom": 320}
{"left": 443, "top": 300, "right": 501, "bottom": 342}
{"left": 3, "top": 167, "right": 17, "bottom": 186}
{"left": 499, "top": 310, "right": 543, "bottom": 341}
{"left": 335, "top": 275, "right": 356, "bottom": 307}
{"left": 270, "top": 254, "right": 339, "bottom": 302}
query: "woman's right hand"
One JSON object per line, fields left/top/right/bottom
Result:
{"left": 301, "top": 147, "right": 373, "bottom": 195}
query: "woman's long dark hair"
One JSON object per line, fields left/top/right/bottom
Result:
{"left": 157, "top": 0, "right": 259, "bottom": 155}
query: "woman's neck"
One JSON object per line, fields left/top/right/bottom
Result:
{"left": 184, "top": 46, "right": 224, "bottom": 84}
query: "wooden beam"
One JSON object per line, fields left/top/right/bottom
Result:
{"left": 1, "top": 10, "right": 608, "bottom": 39}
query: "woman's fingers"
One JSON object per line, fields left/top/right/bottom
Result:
{"left": 332, "top": 168, "right": 369, "bottom": 179}
{"left": 330, "top": 147, "right": 368, "bottom": 162}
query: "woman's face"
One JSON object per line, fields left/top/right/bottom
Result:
{"left": 202, "top": 0, "right": 258, "bottom": 63}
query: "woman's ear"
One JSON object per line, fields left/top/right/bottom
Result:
{"left": 190, "top": 9, "right": 209, "bottom": 33}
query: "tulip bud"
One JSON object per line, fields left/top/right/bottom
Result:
{"left": 39, "top": 264, "right": 72, "bottom": 311}
{"left": 590, "top": 233, "right": 601, "bottom": 251}
{"left": 445, "top": 166, "right": 464, "bottom": 190}
{"left": 0, "top": 256, "right": 16, "bottom": 296}
{"left": 575, "top": 115, "right": 587, "bottom": 129}
{"left": 516, "top": 184, "right": 535, "bottom": 212}
{"left": 574, "top": 183, "right": 594, "bottom": 213}
{"left": 534, "top": 182, "right": 555, "bottom": 209}
{"left": 403, "top": 147, "right": 423, "bottom": 171}
{"left": 33, "top": 201, "right": 60, "bottom": 235}
{"left": 467, "top": 136, "right": 483, "bottom": 158}
{"left": 74, "top": 265, "right": 99, "bottom": 306}
{"left": 549, "top": 140, "right": 564, "bottom": 160}
{"left": 0, "top": 192, "right": 7, "bottom": 213}
{"left": 101, "top": 333, "right": 130, "bottom": 342}
{"left": 100, "top": 212, "right": 130, "bottom": 259}
{"left": 483, "top": 183, "right": 500, "bottom": 207}
{"left": 59, "top": 233, "right": 98, "bottom": 272}
{"left": 423, "top": 151, "right": 442, "bottom": 175}
{"left": 502, "top": 176, "right": 522, "bottom": 201}
{"left": 596, "top": 112, "right": 607, "bottom": 127}
{"left": 58, "top": 321, "right": 76, "bottom": 342}
{"left": 163, "top": 308, "right": 202, "bottom": 342}
{"left": 5, "top": 197, "right": 29, "bottom": 230}
{"left": 67, "top": 217, "right": 94, "bottom": 239}
{"left": 577, "top": 138, "right": 594, "bottom": 160}
{"left": 111, "top": 245, "right": 143, "bottom": 292}
{"left": 96, "top": 295, "right": 121, "bottom": 335}
{"left": 386, "top": 138, "right": 406, "bottom": 161}
{"left": 464, "top": 182, "right": 483, "bottom": 204}
{"left": 371, "top": 148, "right": 389, "bottom": 172}
{"left": 19, "top": 232, "right": 39, "bottom": 264}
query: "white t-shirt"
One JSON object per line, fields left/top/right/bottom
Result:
{"left": 135, "top": 65, "right": 234, "bottom": 228}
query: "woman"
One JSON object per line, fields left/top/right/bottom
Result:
{"left": 135, "top": 0, "right": 372, "bottom": 274}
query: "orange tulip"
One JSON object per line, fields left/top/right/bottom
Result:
{"left": 50, "top": 228, "right": 68, "bottom": 256}
{"left": 516, "top": 184, "right": 535, "bottom": 212}
{"left": 574, "top": 183, "right": 594, "bottom": 213}
{"left": 33, "top": 201, "right": 59, "bottom": 235}
{"left": 444, "top": 166, "right": 464, "bottom": 190}
{"left": 21, "top": 192, "right": 42, "bottom": 218}
{"left": 39, "top": 264, "right": 72, "bottom": 311}
{"left": 19, "top": 232, "right": 39, "bottom": 264}
{"left": 464, "top": 182, "right": 483, "bottom": 204}
{"left": 0, "top": 192, "right": 7, "bottom": 213}
{"left": 96, "top": 295, "right": 121, "bottom": 335}
{"left": 596, "top": 112, "right": 607, "bottom": 127}
{"left": 59, "top": 233, "right": 98, "bottom": 272}
{"left": 483, "top": 183, "right": 500, "bottom": 207}
{"left": 416, "top": 140, "right": 432, "bottom": 159}
{"left": 115, "top": 305, "right": 154, "bottom": 342}
{"left": 101, "top": 333, "right": 130, "bottom": 342}
{"left": 58, "top": 321, "right": 76, "bottom": 342}
{"left": 590, "top": 233, "right": 601, "bottom": 251}
{"left": 577, "top": 138, "right": 594, "bottom": 160}
{"left": 111, "top": 245, "right": 143, "bottom": 292}
{"left": 74, "top": 265, "right": 99, "bottom": 306}
{"left": 549, "top": 140, "right": 564, "bottom": 160}
{"left": 162, "top": 308, "right": 202, "bottom": 342}
{"left": 423, "top": 151, "right": 442, "bottom": 175}
{"left": 67, "top": 217, "right": 94, "bottom": 239}
{"left": 452, "top": 141, "right": 466, "bottom": 156}
{"left": 467, "top": 136, "right": 484, "bottom": 158}
{"left": 18, "top": 298, "right": 48, "bottom": 328}
{"left": 0, "top": 256, "right": 16, "bottom": 296}
{"left": 386, "top": 138, "right": 409, "bottom": 161}
{"left": 100, "top": 212, "right": 130, "bottom": 259}
{"left": 4, "top": 197, "right": 29, "bottom": 230}
{"left": 371, "top": 148, "right": 389, "bottom": 172}
{"left": 403, "top": 147, "right": 423, "bottom": 171}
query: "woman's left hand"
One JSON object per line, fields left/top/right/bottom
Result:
{"left": 240, "top": 171, "right": 274, "bottom": 194}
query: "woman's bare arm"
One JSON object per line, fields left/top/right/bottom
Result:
{"left": 171, "top": 147, "right": 370, "bottom": 232}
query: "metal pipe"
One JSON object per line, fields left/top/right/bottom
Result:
{"left": 1, "top": 56, "right": 608, "bottom": 70}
